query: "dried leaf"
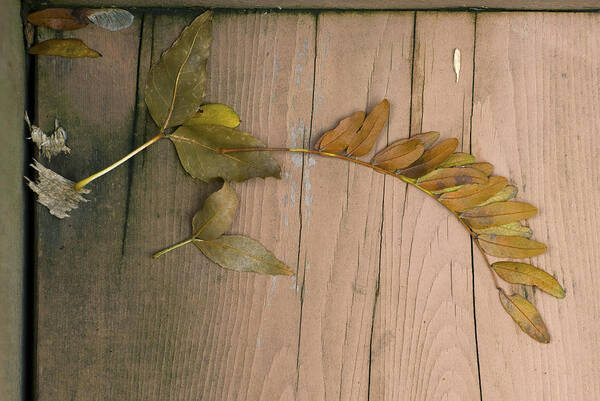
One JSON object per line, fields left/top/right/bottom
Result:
{"left": 190, "top": 103, "right": 240, "bottom": 128}
{"left": 440, "top": 176, "right": 508, "bottom": 212}
{"left": 492, "top": 262, "right": 565, "bottom": 298}
{"left": 417, "top": 167, "right": 487, "bottom": 191}
{"left": 438, "top": 152, "right": 475, "bottom": 168}
{"left": 27, "top": 8, "right": 88, "bottom": 31}
{"left": 461, "top": 201, "right": 537, "bottom": 229}
{"left": 499, "top": 292, "right": 550, "bottom": 343}
{"left": 192, "top": 182, "right": 238, "bottom": 240}
{"left": 411, "top": 131, "right": 440, "bottom": 149}
{"left": 474, "top": 222, "right": 532, "bottom": 238}
{"left": 28, "top": 38, "right": 101, "bottom": 58}
{"left": 80, "top": 8, "right": 134, "bottom": 31}
{"left": 397, "top": 138, "right": 459, "bottom": 179}
{"left": 195, "top": 235, "right": 293, "bottom": 276}
{"left": 315, "top": 111, "right": 365, "bottom": 153}
{"left": 145, "top": 11, "right": 213, "bottom": 130}
{"left": 372, "top": 138, "right": 424, "bottom": 171}
{"left": 470, "top": 162, "right": 494, "bottom": 176}
{"left": 477, "top": 234, "right": 546, "bottom": 258}
{"left": 170, "top": 121, "right": 280, "bottom": 183}
{"left": 478, "top": 185, "right": 517, "bottom": 206}
{"left": 346, "top": 99, "right": 389, "bottom": 157}
{"left": 431, "top": 185, "right": 464, "bottom": 195}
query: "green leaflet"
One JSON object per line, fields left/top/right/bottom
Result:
{"left": 169, "top": 121, "right": 280, "bottom": 182}
{"left": 195, "top": 235, "right": 293, "bottom": 276}
{"left": 192, "top": 182, "right": 238, "bottom": 240}
{"left": 145, "top": 11, "right": 213, "bottom": 130}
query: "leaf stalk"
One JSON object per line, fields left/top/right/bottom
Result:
{"left": 152, "top": 236, "right": 197, "bottom": 259}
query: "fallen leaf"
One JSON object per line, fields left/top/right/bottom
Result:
{"left": 411, "top": 131, "right": 440, "bottom": 149}
{"left": 417, "top": 167, "right": 487, "bottom": 191}
{"left": 315, "top": 111, "right": 365, "bottom": 153}
{"left": 453, "top": 48, "right": 461, "bottom": 83}
{"left": 27, "top": 8, "right": 88, "bottom": 31}
{"left": 145, "top": 11, "right": 213, "bottom": 130}
{"left": 195, "top": 235, "right": 293, "bottom": 275}
{"left": 190, "top": 103, "right": 240, "bottom": 128}
{"left": 474, "top": 222, "right": 532, "bottom": 238}
{"left": 192, "top": 182, "right": 238, "bottom": 240}
{"left": 438, "top": 152, "right": 475, "bottom": 168}
{"left": 499, "top": 291, "right": 550, "bottom": 343}
{"left": 440, "top": 176, "right": 507, "bottom": 212}
{"left": 28, "top": 38, "right": 101, "bottom": 58}
{"left": 346, "top": 99, "right": 389, "bottom": 157}
{"left": 372, "top": 138, "right": 424, "bottom": 170}
{"left": 79, "top": 8, "right": 134, "bottom": 31}
{"left": 492, "top": 262, "right": 565, "bottom": 298}
{"left": 461, "top": 201, "right": 537, "bottom": 229}
{"left": 477, "top": 234, "right": 546, "bottom": 258}
{"left": 470, "top": 162, "right": 494, "bottom": 176}
{"left": 170, "top": 121, "right": 280, "bottom": 182}
{"left": 477, "top": 184, "right": 517, "bottom": 206}
{"left": 431, "top": 185, "right": 464, "bottom": 195}
{"left": 398, "top": 138, "right": 459, "bottom": 179}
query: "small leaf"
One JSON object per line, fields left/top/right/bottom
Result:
{"left": 498, "top": 291, "right": 550, "bottom": 343}
{"left": 28, "top": 38, "right": 101, "bottom": 58}
{"left": 195, "top": 235, "right": 293, "bottom": 276}
{"left": 416, "top": 167, "right": 487, "bottom": 191}
{"left": 170, "top": 121, "right": 280, "bottom": 183}
{"left": 474, "top": 222, "right": 532, "bottom": 238}
{"left": 431, "top": 185, "right": 464, "bottom": 195}
{"left": 397, "top": 138, "right": 459, "bottom": 179}
{"left": 492, "top": 262, "right": 565, "bottom": 298}
{"left": 80, "top": 8, "right": 134, "bottom": 31}
{"left": 461, "top": 201, "right": 537, "bottom": 229}
{"left": 346, "top": 99, "right": 389, "bottom": 157}
{"left": 411, "top": 131, "right": 440, "bottom": 149}
{"left": 478, "top": 185, "right": 517, "bottom": 206}
{"left": 438, "top": 152, "right": 475, "bottom": 168}
{"left": 27, "top": 8, "right": 88, "bottom": 31}
{"left": 192, "top": 182, "right": 238, "bottom": 240}
{"left": 145, "top": 11, "right": 213, "bottom": 130}
{"left": 477, "top": 234, "right": 546, "bottom": 258}
{"left": 190, "top": 103, "right": 240, "bottom": 128}
{"left": 470, "top": 162, "right": 494, "bottom": 176}
{"left": 372, "top": 138, "right": 424, "bottom": 171}
{"left": 440, "top": 176, "right": 508, "bottom": 212}
{"left": 315, "top": 111, "right": 365, "bottom": 153}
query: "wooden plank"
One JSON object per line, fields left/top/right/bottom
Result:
{"left": 0, "top": 1, "right": 25, "bottom": 400}
{"left": 44, "top": 0, "right": 600, "bottom": 11}
{"left": 294, "top": 12, "right": 414, "bottom": 401}
{"left": 472, "top": 12, "right": 600, "bottom": 400}
{"left": 370, "top": 11, "right": 481, "bottom": 401}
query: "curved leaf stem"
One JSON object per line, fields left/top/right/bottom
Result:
{"left": 152, "top": 236, "right": 198, "bottom": 259}
{"left": 74, "top": 132, "right": 165, "bottom": 192}
{"left": 220, "top": 146, "right": 501, "bottom": 289}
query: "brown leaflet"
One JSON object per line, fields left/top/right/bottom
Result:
{"left": 477, "top": 184, "right": 517, "bottom": 206}
{"left": 28, "top": 39, "right": 101, "bottom": 58}
{"left": 440, "top": 176, "right": 508, "bottom": 212}
{"left": 346, "top": 99, "right": 389, "bottom": 157}
{"left": 470, "top": 162, "right": 494, "bottom": 176}
{"left": 372, "top": 138, "right": 424, "bottom": 170}
{"left": 474, "top": 222, "right": 533, "bottom": 238}
{"left": 477, "top": 234, "right": 546, "bottom": 258}
{"left": 461, "top": 201, "right": 537, "bottom": 229}
{"left": 492, "top": 262, "right": 566, "bottom": 298}
{"left": 438, "top": 152, "right": 475, "bottom": 168}
{"left": 314, "top": 111, "right": 365, "bottom": 153}
{"left": 397, "top": 138, "right": 459, "bottom": 179}
{"left": 27, "top": 8, "right": 89, "bottom": 31}
{"left": 416, "top": 167, "right": 488, "bottom": 191}
{"left": 411, "top": 131, "right": 440, "bottom": 149}
{"left": 499, "top": 292, "right": 550, "bottom": 343}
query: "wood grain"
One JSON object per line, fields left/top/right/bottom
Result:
{"left": 370, "top": 12, "right": 481, "bottom": 401}
{"left": 472, "top": 12, "right": 600, "bottom": 401}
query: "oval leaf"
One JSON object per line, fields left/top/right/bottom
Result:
{"left": 499, "top": 291, "right": 550, "bottom": 343}
{"left": 145, "top": 11, "right": 213, "bottom": 130}
{"left": 438, "top": 152, "right": 475, "bottom": 168}
{"left": 411, "top": 131, "right": 440, "bottom": 149}
{"left": 440, "top": 176, "right": 507, "bottom": 212}
{"left": 190, "top": 103, "right": 240, "bottom": 128}
{"left": 80, "top": 8, "right": 134, "bottom": 31}
{"left": 474, "top": 222, "right": 532, "bottom": 238}
{"left": 195, "top": 235, "right": 293, "bottom": 276}
{"left": 372, "top": 138, "right": 424, "bottom": 171}
{"left": 470, "top": 162, "right": 494, "bottom": 176}
{"left": 346, "top": 99, "right": 389, "bottom": 157}
{"left": 492, "top": 262, "right": 565, "bottom": 298}
{"left": 477, "top": 234, "right": 546, "bottom": 258}
{"left": 417, "top": 167, "right": 487, "bottom": 191}
{"left": 28, "top": 38, "right": 101, "bottom": 58}
{"left": 27, "top": 8, "right": 88, "bottom": 30}
{"left": 477, "top": 184, "right": 517, "bottom": 207}
{"left": 462, "top": 201, "right": 537, "bottom": 229}
{"left": 192, "top": 182, "right": 238, "bottom": 240}
{"left": 169, "top": 121, "right": 281, "bottom": 183}
{"left": 398, "top": 138, "right": 459, "bottom": 179}
{"left": 315, "top": 111, "right": 365, "bottom": 154}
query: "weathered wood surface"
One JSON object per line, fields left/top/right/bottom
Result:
{"left": 33, "top": 9, "right": 600, "bottom": 401}
{"left": 0, "top": 1, "right": 25, "bottom": 400}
